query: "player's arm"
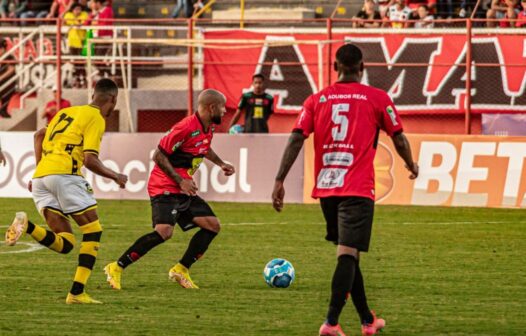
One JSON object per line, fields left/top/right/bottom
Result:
{"left": 229, "top": 95, "right": 247, "bottom": 129}
{"left": 153, "top": 149, "right": 197, "bottom": 196}
{"left": 228, "top": 109, "right": 243, "bottom": 129}
{"left": 33, "top": 127, "right": 46, "bottom": 164}
{"left": 272, "top": 131, "right": 306, "bottom": 212}
{"left": 205, "top": 148, "right": 235, "bottom": 176}
{"left": 391, "top": 132, "right": 418, "bottom": 179}
{"left": 84, "top": 152, "right": 127, "bottom": 188}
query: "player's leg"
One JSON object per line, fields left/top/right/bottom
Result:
{"left": 105, "top": 195, "right": 175, "bottom": 289}
{"left": 52, "top": 175, "right": 102, "bottom": 304}
{"left": 338, "top": 197, "right": 385, "bottom": 336}
{"left": 319, "top": 197, "right": 351, "bottom": 335}
{"left": 5, "top": 177, "right": 75, "bottom": 253}
{"left": 169, "top": 196, "right": 218, "bottom": 289}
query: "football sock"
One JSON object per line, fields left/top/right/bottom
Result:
{"left": 117, "top": 231, "right": 165, "bottom": 269}
{"left": 351, "top": 264, "right": 374, "bottom": 324}
{"left": 70, "top": 221, "right": 102, "bottom": 295}
{"left": 26, "top": 221, "right": 75, "bottom": 254}
{"left": 327, "top": 254, "right": 357, "bottom": 326}
{"left": 179, "top": 229, "right": 217, "bottom": 269}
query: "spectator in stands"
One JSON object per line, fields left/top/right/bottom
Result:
{"left": 0, "top": 39, "right": 16, "bottom": 118}
{"left": 19, "top": 1, "right": 50, "bottom": 22}
{"left": 414, "top": 5, "right": 434, "bottom": 27}
{"left": 172, "top": 0, "right": 193, "bottom": 18}
{"left": 229, "top": 74, "right": 274, "bottom": 134}
{"left": 384, "top": 0, "right": 413, "bottom": 27}
{"left": 407, "top": 0, "right": 436, "bottom": 12}
{"left": 0, "top": 0, "right": 28, "bottom": 19}
{"left": 65, "top": 2, "right": 88, "bottom": 55}
{"left": 436, "top": 0, "right": 454, "bottom": 18}
{"left": 487, "top": 0, "right": 519, "bottom": 27}
{"left": 353, "top": 0, "right": 382, "bottom": 28}
{"left": 377, "top": 0, "right": 396, "bottom": 18}
{"left": 517, "top": 0, "right": 526, "bottom": 26}
{"left": 42, "top": 87, "right": 71, "bottom": 124}
{"left": 47, "top": 0, "right": 72, "bottom": 18}
{"left": 85, "top": 0, "right": 113, "bottom": 39}
{"left": 64, "top": 2, "right": 88, "bottom": 86}
{"left": 85, "top": 0, "right": 114, "bottom": 58}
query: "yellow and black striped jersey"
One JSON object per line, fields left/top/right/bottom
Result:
{"left": 33, "top": 105, "right": 105, "bottom": 178}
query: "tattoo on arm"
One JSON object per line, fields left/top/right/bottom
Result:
{"left": 153, "top": 149, "right": 183, "bottom": 184}
{"left": 275, "top": 132, "right": 306, "bottom": 182}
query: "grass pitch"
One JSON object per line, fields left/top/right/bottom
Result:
{"left": 0, "top": 198, "right": 525, "bottom": 335}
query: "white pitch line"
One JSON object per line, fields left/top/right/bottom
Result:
{"left": 0, "top": 241, "right": 46, "bottom": 254}
{"left": 223, "top": 221, "right": 525, "bottom": 226}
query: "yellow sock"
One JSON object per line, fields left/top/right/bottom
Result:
{"left": 27, "top": 222, "right": 75, "bottom": 253}
{"left": 71, "top": 220, "right": 102, "bottom": 295}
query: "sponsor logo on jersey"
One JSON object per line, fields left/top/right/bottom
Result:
{"left": 319, "top": 95, "right": 327, "bottom": 103}
{"left": 172, "top": 141, "right": 183, "bottom": 151}
{"left": 191, "top": 130, "right": 201, "bottom": 137}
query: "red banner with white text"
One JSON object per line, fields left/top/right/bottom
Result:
{"left": 203, "top": 30, "right": 526, "bottom": 115}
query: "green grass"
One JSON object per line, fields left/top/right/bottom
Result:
{"left": 0, "top": 198, "right": 525, "bottom": 335}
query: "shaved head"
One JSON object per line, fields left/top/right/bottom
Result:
{"left": 197, "top": 89, "right": 227, "bottom": 125}
{"left": 198, "top": 89, "right": 226, "bottom": 107}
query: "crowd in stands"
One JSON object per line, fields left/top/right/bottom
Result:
{"left": 353, "top": 0, "right": 526, "bottom": 27}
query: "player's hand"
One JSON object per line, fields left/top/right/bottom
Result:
{"left": 114, "top": 173, "right": 128, "bottom": 189}
{"left": 406, "top": 162, "right": 419, "bottom": 180}
{"left": 27, "top": 180, "right": 32, "bottom": 192}
{"left": 272, "top": 180, "right": 285, "bottom": 212}
{"left": 180, "top": 179, "right": 198, "bottom": 196}
{"left": 0, "top": 151, "right": 6, "bottom": 166}
{"left": 221, "top": 163, "right": 235, "bottom": 176}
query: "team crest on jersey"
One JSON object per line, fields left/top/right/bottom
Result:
{"left": 191, "top": 130, "right": 201, "bottom": 137}
{"left": 319, "top": 95, "right": 327, "bottom": 103}
{"left": 386, "top": 106, "right": 399, "bottom": 126}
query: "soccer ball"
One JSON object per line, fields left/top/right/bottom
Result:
{"left": 229, "top": 124, "right": 244, "bottom": 134}
{"left": 263, "top": 258, "right": 295, "bottom": 288}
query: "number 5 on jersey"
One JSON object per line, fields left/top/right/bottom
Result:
{"left": 331, "top": 103, "right": 349, "bottom": 141}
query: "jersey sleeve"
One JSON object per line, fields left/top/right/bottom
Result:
{"left": 158, "top": 121, "right": 189, "bottom": 156}
{"left": 238, "top": 94, "right": 247, "bottom": 110}
{"left": 83, "top": 114, "right": 105, "bottom": 154}
{"left": 292, "top": 95, "right": 315, "bottom": 138}
{"left": 377, "top": 92, "right": 404, "bottom": 136}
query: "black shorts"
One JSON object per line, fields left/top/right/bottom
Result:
{"left": 320, "top": 196, "right": 375, "bottom": 252}
{"left": 151, "top": 194, "right": 216, "bottom": 231}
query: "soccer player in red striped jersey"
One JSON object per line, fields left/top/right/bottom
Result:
{"left": 272, "top": 44, "right": 419, "bottom": 336}
{"left": 104, "top": 89, "right": 235, "bottom": 290}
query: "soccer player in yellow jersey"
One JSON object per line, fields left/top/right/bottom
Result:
{"left": 4, "top": 78, "right": 128, "bottom": 304}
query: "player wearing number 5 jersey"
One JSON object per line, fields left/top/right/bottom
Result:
{"left": 272, "top": 44, "right": 419, "bottom": 336}
{"left": 104, "top": 89, "right": 235, "bottom": 290}
{"left": 4, "top": 79, "right": 128, "bottom": 304}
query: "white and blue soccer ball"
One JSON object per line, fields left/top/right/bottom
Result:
{"left": 229, "top": 124, "right": 244, "bottom": 134}
{"left": 263, "top": 258, "right": 295, "bottom": 288}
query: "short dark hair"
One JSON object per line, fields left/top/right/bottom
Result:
{"left": 252, "top": 73, "right": 264, "bottom": 81}
{"left": 335, "top": 44, "right": 363, "bottom": 73}
{"left": 71, "top": 2, "right": 83, "bottom": 9}
{"left": 0, "top": 39, "right": 7, "bottom": 50}
{"left": 94, "top": 78, "right": 118, "bottom": 96}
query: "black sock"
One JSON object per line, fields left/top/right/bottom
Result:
{"left": 117, "top": 231, "right": 165, "bottom": 269}
{"left": 179, "top": 229, "right": 217, "bottom": 269}
{"left": 351, "top": 264, "right": 373, "bottom": 324}
{"left": 26, "top": 221, "right": 36, "bottom": 234}
{"left": 327, "top": 254, "right": 357, "bottom": 326}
